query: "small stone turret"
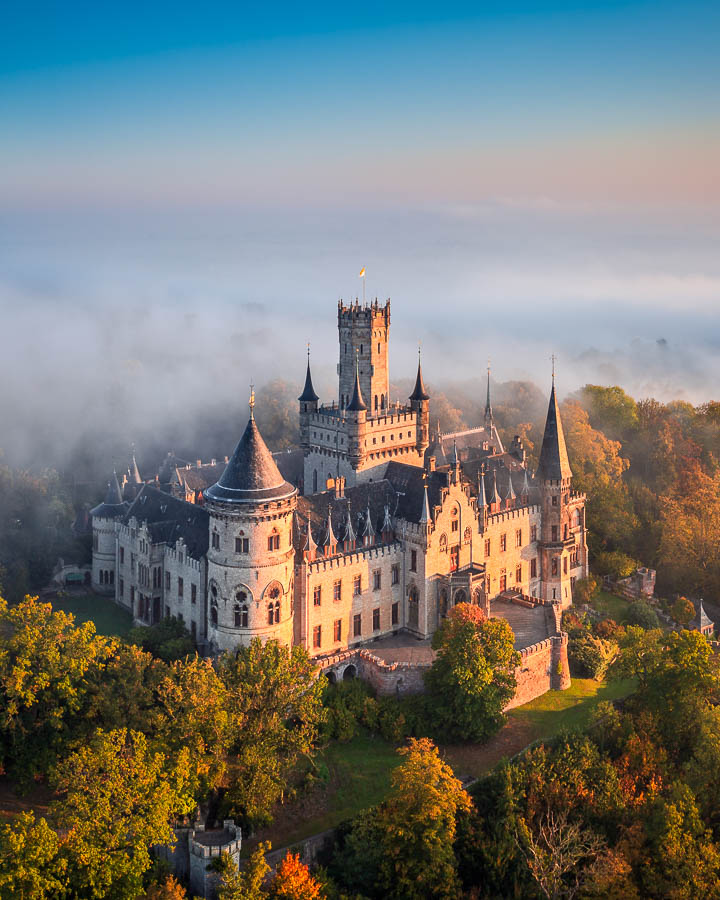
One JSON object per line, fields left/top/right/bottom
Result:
{"left": 90, "top": 472, "right": 127, "bottom": 595}
{"left": 409, "top": 348, "right": 430, "bottom": 455}
{"left": 299, "top": 346, "right": 320, "bottom": 452}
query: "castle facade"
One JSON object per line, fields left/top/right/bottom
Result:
{"left": 91, "top": 300, "right": 588, "bottom": 662}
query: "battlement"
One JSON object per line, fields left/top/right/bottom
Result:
{"left": 306, "top": 539, "right": 402, "bottom": 572}
{"left": 338, "top": 298, "right": 390, "bottom": 325}
{"left": 189, "top": 820, "right": 242, "bottom": 859}
{"left": 486, "top": 503, "right": 541, "bottom": 524}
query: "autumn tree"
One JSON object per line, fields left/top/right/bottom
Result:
{"left": 143, "top": 875, "right": 188, "bottom": 899}
{"left": 424, "top": 603, "right": 519, "bottom": 742}
{"left": 373, "top": 738, "right": 471, "bottom": 899}
{"left": 217, "top": 842, "right": 271, "bottom": 900}
{"left": 671, "top": 596, "right": 696, "bottom": 626}
{"left": 0, "top": 811, "right": 65, "bottom": 900}
{"left": 52, "top": 728, "right": 194, "bottom": 899}
{"left": 0, "top": 596, "right": 112, "bottom": 782}
{"left": 269, "top": 852, "right": 324, "bottom": 899}
{"left": 219, "top": 639, "right": 324, "bottom": 827}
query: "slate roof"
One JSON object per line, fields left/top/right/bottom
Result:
{"left": 409, "top": 357, "right": 430, "bottom": 402}
{"left": 431, "top": 424, "right": 504, "bottom": 463}
{"left": 692, "top": 599, "right": 714, "bottom": 633}
{"left": 90, "top": 473, "right": 128, "bottom": 519}
{"left": 537, "top": 381, "right": 572, "bottom": 481}
{"left": 297, "top": 480, "right": 397, "bottom": 548}
{"left": 298, "top": 359, "right": 320, "bottom": 402}
{"left": 347, "top": 358, "right": 368, "bottom": 412}
{"left": 205, "top": 416, "right": 296, "bottom": 504}
{"left": 123, "top": 485, "right": 209, "bottom": 558}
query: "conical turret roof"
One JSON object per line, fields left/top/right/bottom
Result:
{"left": 206, "top": 412, "right": 296, "bottom": 504}
{"left": 298, "top": 352, "right": 319, "bottom": 403}
{"left": 90, "top": 471, "right": 127, "bottom": 519}
{"left": 347, "top": 354, "right": 367, "bottom": 412}
{"left": 537, "top": 381, "right": 572, "bottom": 481}
{"left": 129, "top": 452, "right": 142, "bottom": 484}
{"left": 409, "top": 352, "right": 430, "bottom": 402}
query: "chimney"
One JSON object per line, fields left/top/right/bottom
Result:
{"left": 334, "top": 476, "right": 345, "bottom": 499}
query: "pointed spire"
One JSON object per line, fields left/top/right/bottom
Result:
{"left": 537, "top": 377, "right": 572, "bottom": 481}
{"left": 420, "top": 480, "right": 431, "bottom": 524}
{"left": 409, "top": 344, "right": 430, "bottom": 402}
{"left": 490, "top": 467, "right": 498, "bottom": 506}
{"left": 522, "top": 467, "right": 531, "bottom": 498}
{"left": 451, "top": 438, "right": 459, "bottom": 468}
{"left": 361, "top": 502, "right": 375, "bottom": 541}
{"left": 249, "top": 382, "right": 255, "bottom": 420}
{"left": 105, "top": 471, "right": 123, "bottom": 505}
{"left": 129, "top": 447, "right": 142, "bottom": 484}
{"left": 324, "top": 506, "right": 337, "bottom": 551}
{"left": 298, "top": 344, "right": 319, "bottom": 403}
{"left": 382, "top": 503, "right": 393, "bottom": 533}
{"left": 344, "top": 504, "right": 356, "bottom": 545}
{"left": 477, "top": 465, "right": 488, "bottom": 509}
{"left": 304, "top": 517, "right": 317, "bottom": 556}
{"left": 505, "top": 472, "right": 516, "bottom": 503}
{"left": 205, "top": 402, "right": 296, "bottom": 504}
{"left": 347, "top": 350, "right": 367, "bottom": 411}
{"left": 484, "top": 360, "right": 493, "bottom": 428}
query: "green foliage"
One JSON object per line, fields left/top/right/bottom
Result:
{"left": 220, "top": 638, "right": 324, "bottom": 829}
{"left": 424, "top": 604, "right": 519, "bottom": 742}
{"left": 670, "top": 596, "right": 696, "bottom": 626}
{"left": 572, "top": 574, "right": 600, "bottom": 606}
{"left": 128, "top": 616, "right": 194, "bottom": 662}
{"left": 579, "top": 384, "right": 639, "bottom": 440}
{"left": 568, "top": 632, "right": 618, "bottom": 681}
{"left": 593, "top": 550, "right": 639, "bottom": 579}
{"left": 217, "top": 843, "right": 271, "bottom": 900}
{"left": 52, "top": 728, "right": 194, "bottom": 899}
{"left": 0, "top": 811, "right": 65, "bottom": 900}
{"left": 625, "top": 600, "right": 660, "bottom": 630}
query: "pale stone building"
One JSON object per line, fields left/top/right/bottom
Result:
{"left": 92, "top": 298, "right": 588, "bottom": 668}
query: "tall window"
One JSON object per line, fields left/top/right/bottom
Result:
{"left": 313, "top": 585, "right": 322, "bottom": 606}
{"left": 191, "top": 583, "right": 197, "bottom": 605}
{"left": 119, "top": 546, "right": 124, "bottom": 563}
{"left": 463, "top": 526, "right": 472, "bottom": 545}
{"left": 391, "top": 602, "right": 399, "bottom": 626}
{"left": 353, "top": 613, "right": 362, "bottom": 637}
{"left": 552, "top": 525, "right": 558, "bottom": 542}
{"left": 353, "top": 575, "right": 362, "bottom": 596}
{"left": 531, "top": 558, "right": 537, "bottom": 578}
{"left": 235, "top": 537, "right": 249, "bottom": 553}
{"left": 484, "top": 538, "right": 491, "bottom": 556}
{"left": 268, "top": 533, "right": 280, "bottom": 551}
{"left": 516, "top": 564, "right": 522, "bottom": 583}
{"left": 515, "top": 528, "right": 522, "bottom": 547}
{"left": 551, "top": 558, "right": 558, "bottom": 576}
{"left": 530, "top": 524, "right": 538, "bottom": 542}
{"left": 210, "top": 600, "right": 218, "bottom": 627}
{"left": 313, "top": 625, "right": 322, "bottom": 648}
{"left": 268, "top": 600, "right": 281, "bottom": 625}
{"left": 410, "top": 550, "right": 417, "bottom": 572}
{"left": 373, "top": 570, "right": 381, "bottom": 590}
{"left": 391, "top": 565, "right": 399, "bottom": 585}
{"left": 333, "top": 580, "right": 342, "bottom": 602}
{"left": 450, "top": 546, "right": 459, "bottom": 572}
{"left": 212, "top": 531, "right": 220, "bottom": 549}
{"left": 372, "top": 608, "right": 380, "bottom": 631}
{"left": 334, "top": 619, "right": 342, "bottom": 642}
{"left": 500, "top": 533, "right": 507, "bottom": 552}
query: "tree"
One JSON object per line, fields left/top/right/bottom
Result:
{"left": 217, "top": 843, "right": 271, "bottom": 900}
{"left": 219, "top": 639, "right": 324, "bottom": 828}
{"left": 52, "top": 728, "right": 194, "bottom": 899}
{"left": 0, "top": 595, "right": 112, "bottom": 782}
{"left": 424, "top": 603, "right": 519, "bottom": 742}
{"left": 269, "top": 852, "right": 324, "bottom": 899}
{"left": 671, "top": 596, "right": 696, "bottom": 627}
{"left": 568, "top": 633, "right": 617, "bottom": 681}
{"left": 625, "top": 600, "right": 660, "bottom": 630}
{"left": 128, "top": 616, "right": 194, "bottom": 662}
{"left": 572, "top": 575, "right": 599, "bottom": 606}
{"left": 516, "top": 809, "right": 606, "bottom": 900}
{"left": 144, "top": 875, "right": 187, "bottom": 899}
{"left": 579, "top": 385, "right": 638, "bottom": 441}
{"left": 373, "top": 738, "right": 471, "bottom": 899}
{"left": 0, "top": 811, "right": 65, "bottom": 900}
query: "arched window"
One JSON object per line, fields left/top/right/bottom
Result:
{"left": 454, "top": 589, "right": 467, "bottom": 606}
{"left": 210, "top": 599, "right": 218, "bottom": 627}
{"left": 381, "top": 394, "right": 386, "bottom": 409}
{"left": 99, "top": 570, "right": 104, "bottom": 585}
{"left": 313, "top": 470, "right": 318, "bottom": 493}
{"left": 267, "top": 599, "right": 281, "bottom": 625}
{"left": 235, "top": 591, "right": 249, "bottom": 628}
{"left": 110, "top": 571, "right": 114, "bottom": 585}
{"left": 439, "top": 533, "right": 448, "bottom": 553}
{"left": 463, "top": 526, "right": 472, "bottom": 545}
{"left": 408, "top": 587, "right": 419, "bottom": 629}
{"left": 374, "top": 395, "right": 378, "bottom": 411}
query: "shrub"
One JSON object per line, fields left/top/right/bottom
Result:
{"left": 568, "top": 633, "right": 618, "bottom": 681}
{"left": 594, "top": 618, "right": 618, "bottom": 639}
{"left": 626, "top": 600, "right": 660, "bottom": 630}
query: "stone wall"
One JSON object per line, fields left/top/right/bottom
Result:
{"left": 505, "top": 633, "right": 570, "bottom": 710}
{"left": 320, "top": 647, "right": 430, "bottom": 696}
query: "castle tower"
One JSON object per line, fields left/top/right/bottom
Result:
{"left": 345, "top": 352, "right": 368, "bottom": 470}
{"left": 90, "top": 472, "right": 126, "bottom": 595}
{"left": 337, "top": 299, "right": 390, "bottom": 413}
{"left": 298, "top": 346, "right": 320, "bottom": 454}
{"left": 409, "top": 349, "right": 430, "bottom": 455}
{"left": 204, "top": 391, "right": 298, "bottom": 652}
{"left": 537, "top": 373, "right": 574, "bottom": 607}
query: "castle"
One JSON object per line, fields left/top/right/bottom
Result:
{"left": 91, "top": 299, "right": 588, "bottom": 685}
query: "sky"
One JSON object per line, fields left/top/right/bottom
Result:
{"left": 1, "top": 1, "right": 719, "bottom": 466}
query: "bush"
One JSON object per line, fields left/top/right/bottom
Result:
{"left": 573, "top": 575, "right": 600, "bottom": 606}
{"left": 594, "top": 550, "right": 639, "bottom": 579}
{"left": 568, "top": 633, "right": 618, "bottom": 681}
{"left": 626, "top": 600, "right": 660, "bottom": 630}
{"left": 594, "top": 618, "right": 619, "bottom": 639}
{"left": 127, "top": 616, "right": 194, "bottom": 662}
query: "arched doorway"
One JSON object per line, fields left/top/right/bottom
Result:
{"left": 454, "top": 589, "right": 467, "bottom": 606}
{"left": 325, "top": 670, "right": 337, "bottom": 685}
{"left": 343, "top": 665, "right": 356, "bottom": 681}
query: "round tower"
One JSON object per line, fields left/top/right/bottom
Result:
{"left": 298, "top": 346, "right": 319, "bottom": 454}
{"left": 204, "top": 391, "right": 298, "bottom": 653}
{"left": 89, "top": 473, "right": 126, "bottom": 595}
{"left": 345, "top": 352, "right": 368, "bottom": 471}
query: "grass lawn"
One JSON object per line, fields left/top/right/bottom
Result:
{"left": 244, "top": 732, "right": 401, "bottom": 854}
{"left": 589, "top": 590, "right": 632, "bottom": 624}
{"left": 50, "top": 589, "right": 134, "bottom": 638}
{"left": 510, "top": 676, "right": 636, "bottom": 741}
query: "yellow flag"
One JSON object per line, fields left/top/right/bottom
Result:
{"left": 358, "top": 267, "right": 366, "bottom": 277}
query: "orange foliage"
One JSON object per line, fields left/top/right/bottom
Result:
{"left": 269, "top": 852, "right": 323, "bottom": 900}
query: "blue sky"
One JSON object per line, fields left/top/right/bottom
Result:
{"left": 1, "top": 1, "right": 719, "bottom": 464}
